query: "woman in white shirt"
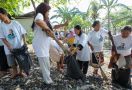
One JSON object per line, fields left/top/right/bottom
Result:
{"left": 87, "top": 21, "right": 108, "bottom": 75}
{"left": 32, "top": 3, "right": 69, "bottom": 84}
{"left": 0, "top": 8, "right": 26, "bottom": 78}
{"left": 31, "top": 3, "right": 55, "bottom": 84}
{"left": 73, "top": 25, "right": 91, "bottom": 75}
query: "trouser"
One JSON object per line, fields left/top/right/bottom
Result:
{"left": 0, "top": 46, "right": 9, "bottom": 71}
{"left": 92, "top": 52, "right": 104, "bottom": 64}
{"left": 124, "top": 55, "right": 132, "bottom": 68}
{"left": 78, "top": 60, "right": 89, "bottom": 75}
{"left": 92, "top": 52, "right": 104, "bottom": 74}
{"left": 38, "top": 57, "right": 53, "bottom": 84}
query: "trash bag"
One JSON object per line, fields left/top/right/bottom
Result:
{"left": 65, "top": 55, "right": 85, "bottom": 81}
{"left": 0, "top": 46, "right": 9, "bottom": 71}
{"left": 112, "top": 68, "right": 131, "bottom": 89}
{"left": 11, "top": 45, "right": 32, "bottom": 75}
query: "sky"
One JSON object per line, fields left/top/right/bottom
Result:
{"left": 76, "top": 0, "right": 132, "bottom": 12}
{"left": 24, "top": 0, "right": 132, "bottom": 24}
{"left": 24, "top": 0, "right": 132, "bottom": 13}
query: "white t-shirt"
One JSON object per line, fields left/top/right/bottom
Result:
{"left": 87, "top": 28, "right": 108, "bottom": 52}
{"left": 0, "top": 20, "right": 26, "bottom": 55}
{"left": 74, "top": 33, "right": 91, "bottom": 61}
{"left": 113, "top": 34, "right": 132, "bottom": 56}
{"left": 32, "top": 13, "right": 51, "bottom": 57}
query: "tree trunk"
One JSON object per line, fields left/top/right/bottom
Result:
{"left": 107, "top": 7, "right": 110, "bottom": 31}
{"left": 107, "top": 1, "right": 111, "bottom": 48}
{"left": 44, "top": 0, "right": 49, "bottom": 4}
{"left": 31, "top": 0, "right": 36, "bottom": 11}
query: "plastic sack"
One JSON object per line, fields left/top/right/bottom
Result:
{"left": 11, "top": 45, "right": 32, "bottom": 75}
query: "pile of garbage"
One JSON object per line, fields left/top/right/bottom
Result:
{"left": 0, "top": 53, "right": 128, "bottom": 90}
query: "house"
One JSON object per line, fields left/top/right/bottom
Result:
{"left": 15, "top": 11, "right": 35, "bottom": 31}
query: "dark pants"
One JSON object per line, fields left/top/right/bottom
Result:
{"left": 78, "top": 60, "right": 89, "bottom": 75}
{"left": 92, "top": 52, "right": 104, "bottom": 64}
{"left": 0, "top": 46, "right": 9, "bottom": 71}
{"left": 124, "top": 55, "right": 132, "bottom": 68}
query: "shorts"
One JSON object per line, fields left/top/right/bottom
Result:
{"left": 92, "top": 52, "right": 104, "bottom": 64}
{"left": 6, "top": 54, "right": 17, "bottom": 67}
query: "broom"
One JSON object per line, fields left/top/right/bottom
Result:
{"left": 93, "top": 53, "right": 108, "bottom": 81}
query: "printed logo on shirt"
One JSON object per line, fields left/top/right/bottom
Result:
{"left": 99, "top": 35, "right": 103, "bottom": 42}
{"left": 7, "top": 29, "right": 16, "bottom": 40}
{"left": 117, "top": 43, "right": 125, "bottom": 50}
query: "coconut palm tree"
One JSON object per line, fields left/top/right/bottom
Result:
{"left": 110, "top": 8, "right": 132, "bottom": 34}
{"left": 50, "top": 6, "right": 83, "bottom": 30}
{"left": 87, "top": 0, "right": 103, "bottom": 21}
{"left": 100, "top": 0, "right": 131, "bottom": 30}
{"left": 51, "top": 6, "right": 82, "bottom": 23}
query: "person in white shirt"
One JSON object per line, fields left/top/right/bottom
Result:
{"left": 0, "top": 8, "right": 26, "bottom": 78}
{"left": 31, "top": 3, "right": 55, "bottom": 84}
{"left": 31, "top": 3, "right": 68, "bottom": 84}
{"left": 73, "top": 25, "right": 91, "bottom": 75}
{"left": 87, "top": 21, "right": 108, "bottom": 75}
{"left": 32, "top": 2, "right": 69, "bottom": 84}
{"left": 113, "top": 26, "right": 132, "bottom": 68}
{"left": 50, "top": 39, "right": 64, "bottom": 71}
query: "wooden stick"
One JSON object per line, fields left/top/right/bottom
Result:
{"left": 93, "top": 53, "right": 108, "bottom": 81}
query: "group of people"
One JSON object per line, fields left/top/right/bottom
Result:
{"left": 0, "top": 2, "right": 132, "bottom": 89}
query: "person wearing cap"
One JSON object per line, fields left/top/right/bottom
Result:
{"left": 87, "top": 21, "right": 108, "bottom": 76}
{"left": 111, "top": 26, "right": 132, "bottom": 89}
{"left": 112, "top": 26, "right": 132, "bottom": 69}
